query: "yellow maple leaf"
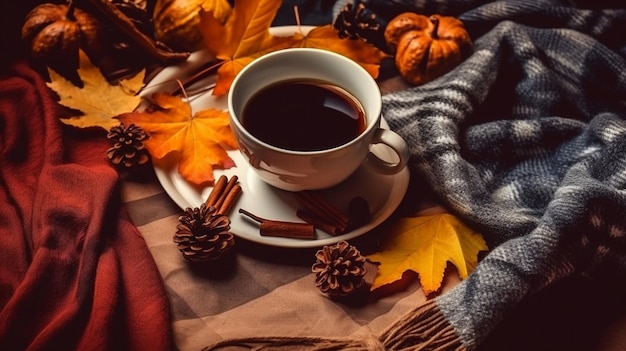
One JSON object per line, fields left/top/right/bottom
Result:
{"left": 367, "top": 213, "right": 488, "bottom": 295}
{"left": 47, "top": 50, "right": 145, "bottom": 130}
{"left": 117, "top": 92, "right": 237, "bottom": 185}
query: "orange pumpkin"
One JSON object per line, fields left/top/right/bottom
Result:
{"left": 384, "top": 13, "right": 472, "bottom": 85}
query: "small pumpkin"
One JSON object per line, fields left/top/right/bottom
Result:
{"left": 21, "top": 1, "right": 104, "bottom": 68}
{"left": 152, "top": 0, "right": 231, "bottom": 52}
{"left": 384, "top": 12, "right": 472, "bottom": 85}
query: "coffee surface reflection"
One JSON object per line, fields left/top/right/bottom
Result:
{"left": 241, "top": 79, "right": 366, "bottom": 151}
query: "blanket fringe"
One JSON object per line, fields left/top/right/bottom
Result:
{"left": 202, "top": 299, "right": 465, "bottom": 351}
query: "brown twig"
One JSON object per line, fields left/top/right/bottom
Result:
{"left": 86, "top": 0, "right": 190, "bottom": 63}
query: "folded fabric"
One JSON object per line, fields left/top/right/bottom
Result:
{"left": 0, "top": 61, "right": 172, "bottom": 350}
{"left": 205, "top": 0, "right": 626, "bottom": 350}
{"left": 379, "top": 0, "right": 626, "bottom": 349}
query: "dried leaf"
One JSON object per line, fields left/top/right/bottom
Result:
{"left": 292, "top": 25, "right": 389, "bottom": 78}
{"left": 47, "top": 50, "right": 145, "bottom": 130}
{"left": 117, "top": 92, "right": 237, "bottom": 185}
{"left": 367, "top": 213, "right": 488, "bottom": 295}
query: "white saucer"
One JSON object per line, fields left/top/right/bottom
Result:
{"left": 144, "top": 26, "right": 410, "bottom": 248}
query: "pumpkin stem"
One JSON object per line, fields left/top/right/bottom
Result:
{"left": 66, "top": 0, "right": 76, "bottom": 21}
{"left": 429, "top": 16, "right": 439, "bottom": 39}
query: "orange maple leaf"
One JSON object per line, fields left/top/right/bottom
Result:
{"left": 117, "top": 92, "right": 237, "bottom": 185}
{"left": 198, "top": 0, "right": 388, "bottom": 95}
{"left": 292, "top": 25, "right": 390, "bottom": 78}
{"left": 367, "top": 210, "right": 488, "bottom": 295}
{"left": 198, "top": 0, "right": 296, "bottom": 95}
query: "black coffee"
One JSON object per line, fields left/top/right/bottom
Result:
{"left": 241, "top": 79, "right": 366, "bottom": 151}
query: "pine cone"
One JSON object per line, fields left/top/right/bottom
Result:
{"left": 174, "top": 203, "right": 235, "bottom": 262}
{"left": 332, "top": 0, "right": 389, "bottom": 52}
{"left": 312, "top": 240, "right": 367, "bottom": 296}
{"left": 106, "top": 123, "right": 150, "bottom": 167}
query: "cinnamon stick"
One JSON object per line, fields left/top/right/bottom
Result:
{"left": 239, "top": 209, "right": 316, "bottom": 239}
{"left": 214, "top": 175, "right": 239, "bottom": 211}
{"left": 206, "top": 175, "right": 228, "bottom": 207}
{"left": 218, "top": 184, "right": 241, "bottom": 215}
{"left": 206, "top": 175, "right": 241, "bottom": 215}
{"left": 295, "top": 191, "right": 350, "bottom": 234}
{"left": 296, "top": 209, "right": 342, "bottom": 236}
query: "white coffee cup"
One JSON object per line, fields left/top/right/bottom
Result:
{"left": 228, "top": 48, "right": 409, "bottom": 191}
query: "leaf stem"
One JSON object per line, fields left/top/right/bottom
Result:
{"left": 171, "top": 60, "right": 225, "bottom": 96}
{"left": 293, "top": 5, "right": 301, "bottom": 28}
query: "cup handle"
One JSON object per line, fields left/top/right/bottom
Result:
{"left": 367, "top": 128, "right": 410, "bottom": 175}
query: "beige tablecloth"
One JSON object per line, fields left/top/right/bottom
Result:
{"left": 120, "top": 157, "right": 463, "bottom": 351}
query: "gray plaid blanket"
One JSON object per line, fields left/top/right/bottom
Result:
{"left": 372, "top": 0, "right": 626, "bottom": 349}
